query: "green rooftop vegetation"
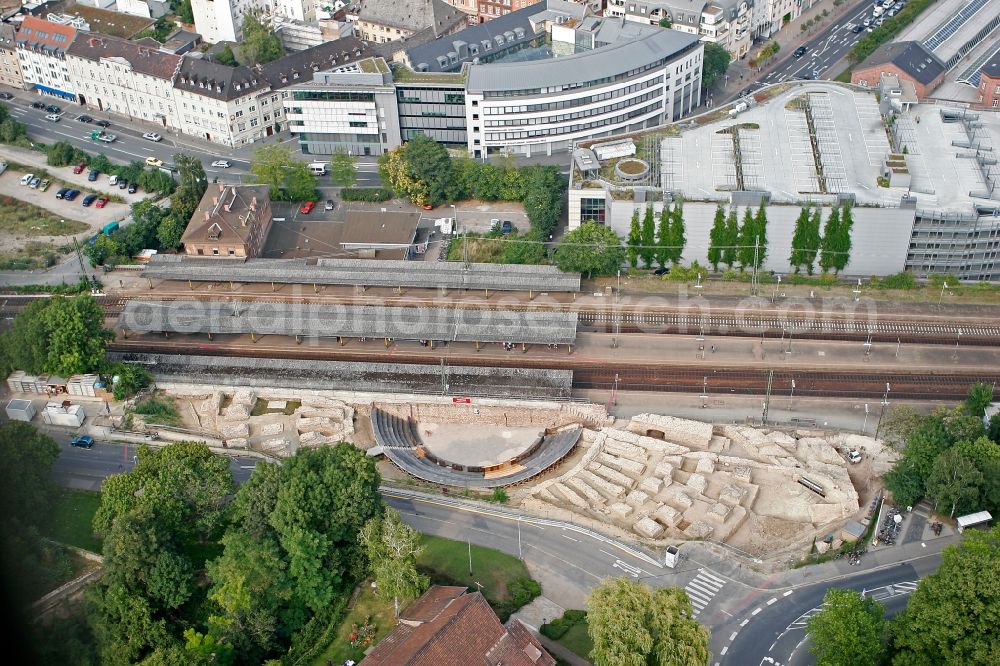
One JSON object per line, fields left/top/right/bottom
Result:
{"left": 358, "top": 57, "right": 389, "bottom": 74}
{"left": 391, "top": 65, "right": 467, "bottom": 85}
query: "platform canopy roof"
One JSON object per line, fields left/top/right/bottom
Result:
{"left": 117, "top": 299, "right": 578, "bottom": 345}
{"left": 141, "top": 255, "right": 581, "bottom": 292}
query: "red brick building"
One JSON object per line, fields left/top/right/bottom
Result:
{"left": 851, "top": 41, "right": 946, "bottom": 101}
{"left": 977, "top": 50, "right": 1000, "bottom": 110}
{"left": 362, "top": 585, "right": 555, "bottom": 666}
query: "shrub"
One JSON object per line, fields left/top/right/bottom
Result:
{"left": 870, "top": 271, "right": 916, "bottom": 290}
{"left": 541, "top": 619, "right": 570, "bottom": 639}
{"left": 46, "top": 141, "right": 90, "bottom": 168}
{"left": 339, "top": 187, "right": 395, "bottom": 202}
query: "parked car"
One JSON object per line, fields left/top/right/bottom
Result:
{"left": 0, "top": 91, "right": 13, "bottom": 100}
{"left": 30, "top": 101, "right": 46, "bottom": 110}
{"left": 142, "top": 132, "right": 162, "bottom": 142}
{"left": 64, "top": 189, "right": 80, "bottom": 201}
{"left": 76, "top": 114, "right": 94, "bottom": 123}
{"left": 88, "top": 169, "right": 99, "bottom": 181}
{"left": 38, "top": 179, "right": 50, "bottom": 191}
{"left": 81, "top": 193, "right": 98, "bottom": 207}
{"left": 109, "top": 175, "right": 118, "bottom": 186}
{"left": 127, "top": 182, "right": 137, "bottom": 194}
{"left": 848, "top": 449, "right": 863, "bottom": 464}
{"left": 501, "top": 220, "right": 513, "bottom": 235}
{"left": 90, "top": 130, "right": 117, "bottom": 143}
{"left": 793, "top": 46, "right": 808, "bottom": 58}
{"left": 654, "top": 266, "right": 671, "bottom": 276}
{"left": 210, "top": 160, "right": 231, "bottom": 168}
{"left": 72, "top": 161, "right": 87, "bottom": 174}
{"left": 118, "top": 178, "right": 129, "bottom": 190}
{"left": 20, "top": 173, "right": 34, "bottom": 185}
{"left": 144, "top": 156, "right": 163, "bottom": 167}
{"left": 45, "top": 104, "right": 61, "bottom": 114}
{"left": 299, "top": 200, "right": 315, "bottom": 214}
{"left": 70, "top": 435, "right": 94, "bottom": 449}
{"left": 44, "top": 113, "right": 60, "bottom": 122}
{"left": 55, "top": 187, "right": 69, "bottom": 199}
{"left": 94, "top": 196, "right": 109, "bottom": 208}
{"left": 29, "top": 176, "right": 40, "bottom": 188}
{"left": 324, "top": 199, "right": 335, "bottom": 210}
{"left": 95, "top": 119, "right": 111, "bottom": 128}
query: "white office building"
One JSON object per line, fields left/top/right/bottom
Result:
{"left": 191, "top": 0, "right": 270, "bottom": 43}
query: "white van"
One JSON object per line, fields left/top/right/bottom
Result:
{"left": 108, "top": 174, "right": 119, "bottom": 186}
{"left": 308, "top": 162, "right": 328, "bottom": 175}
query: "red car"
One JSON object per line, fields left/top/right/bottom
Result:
{"left": 299, "top": 201, "right": 315, "bottom": 214}
{"left": 94, "top": 196, "right": 109, "bottom": 208}
{"left": 422, "top": 204, "right": 434, "bottom": 210}
{"left": 72, "top": 161, "right": 87, "bottom": 174}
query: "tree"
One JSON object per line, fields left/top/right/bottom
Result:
{"left": 216, "top": 45, "right": 238, "bottom": 67}
{"left": 269, "top": 444, "right": 382, "bottom": 613}
{"left": 925, "top": 448, "right": 982, "bottom": 518}
{"left": 819, "top": 206, "right": 841, "bottom": 273}
{"left": 702, "top": 42, "right": 732, "bottom": 89}
{"left": 722, "top": 206, "right": 739, "bottom": 268}
{"left": 891, "top": 525, "right": 1000, "bottom": 664}
{"left": 988, "top": 412, "right": 1000, "bottom": 444}
{"left": 707, "top": 205, "right": 726, "bottom": 271}
{"left": 0, "top": 422, "right": 60, "bottom": 531}
{"left": 157, "top": 215, "right": 186, "bottom": 250}
{"left": 587, "top": 578, "right": 709, "bottom": 666}
{"left": 107, "top": 362, "right": 152, "bottom": 400}
{"left": 93, "top": 441, "right": 234, "bottom": 542}
{"left": 789, "top": 207, "right": 813, "bottom": 273}
{"left": 668, "top": 199, "right": 686, "bottom": 266}
{"left": 626, "top": 211, "right": 641, "bottom": 269}
{"left": 1, "top": 295, "right": 112, "bottom": 376}
{"left": 329, "top": 150, "right": 357, "bottom": 188}
{"left": 752, "top": 203, "right": 768, "bottom": 268}
{"left": 639, "top": 206, "right": 656, "bottom": 268}
{"left": 358, "top": 509, "right": 429, "bottom": 617}
{"left": 177, "top": 0, "right": 194, "bottom": 23}
{"left": 659, "top": 17, "right": 672, "bottom": 28}
{"left": 654, "top": 206, "right": 671, "bottom": 268}
{"left": 250, "top": 144, "right": 317, "bottom": 201}
{"left": 402, "top": 134, "right": 453, "bottom": 207}
{"left": 521, "top": 165, "right": 564, "bottom": 237}
{"left": 737, "top": 207, "right": 757, "bottom": 269}
{"left": 807, "top": 589, "right": 886, "bottom": 666}
{"left": 884, "top": 457, "right": 925, "bottom": 510}
{"left": 835, "top": 204, "right": 854, "bottom": 273}
{"left": 240, "top": 11, "right": 284, "bottom": 67}
{"left": 555, "top": 222, "right": 625, "bottom": 277}
{"left": 965, "top": 382, "right": 994, "bottom": 418}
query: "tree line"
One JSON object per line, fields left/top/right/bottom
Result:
{"left": 882, "top": 383, "right": 1000, "bottom": 519}
{"left": 625, "top": 200, "right": 687, "bottom": 270}
{"left": 706, "top": 203, "right": 770, "bottom": 272}
{"left": 85, "top": 154, "right": 207, "bottom": 266}
{"left": 788, "top": 204, "right": 854, "bottom": 275}
{"left": 379, "top": 135, "right": 565, "bottom": 239}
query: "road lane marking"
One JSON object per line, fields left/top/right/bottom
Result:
{"left": 783, "top": 590, "right": 793, "bottom": 596}
{"left": 721, "top": 646, "right": 729, "bottom": 655}
{"left": 561, "top": 534, "right": 579, "bottom": 542}
{"left": 730, "top": 631, "right": 738, "bottom": 640}
{"left": 740, "top": 619, "right": 749, "bottom": 626}
{"left": 752, "top": 607, "right": 762, "bottom": 615}
{"left": 767, "top": 597, "right": 777, "bottom": 605}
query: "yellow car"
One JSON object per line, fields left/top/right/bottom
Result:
{"left": 145, "top": 156, "right": 163, "bottom": 168}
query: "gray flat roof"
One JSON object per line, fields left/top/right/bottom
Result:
{"left": 142, "top": 255, "right": 581, "bottom": 292}
{"left": 466, "top": 27, "right": 699, "bottom": 93}
{"left": 107, "top": 353, "right": 574, "bottom": 400}
{"left": 117, "top": 300, "right": 578, "bottom": 344}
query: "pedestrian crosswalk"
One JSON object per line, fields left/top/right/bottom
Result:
{"left": 684, "top": 569, "right": 726, "bottom": 616}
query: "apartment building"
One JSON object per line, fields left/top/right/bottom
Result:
{"left": 0, "top": 24, "right": 24, "bottom": 90}
{"left": 977, "top": 50, "right": 1000, "bottom": 109}
{"left": 605, "top": 0, "right": 752, "bottom": 58}
{"left": 191, "top": 0, "right": 270, "bottom": 43}
{"left": 173, "top": 57, "right": 272, "bottom": 146}
{"left": 66, "top": 34, "right": 182, "bottom": 128}
{"left": 477, "top": 0, "right": 544, "bottom": 23}
{"left": 15, "top": 15, "right": 77, "bottom": 101}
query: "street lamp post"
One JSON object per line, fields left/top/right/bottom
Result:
{"left": 789, "top": 378, "right": 795, "bottom": 410}
{"left": 939, "top": 281, "right": 949, "bottom": 305}
{"left": 875, "top": 383, "right": 891, "bottom": 439}
{"left": 863, "top": 403, "right": 869, "bottom": 434}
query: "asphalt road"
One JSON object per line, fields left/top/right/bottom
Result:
{"left": 49, "top": 431, "right": 257, "bottom": 490}
{"left": 715, "top": 552, "right": 943, "bottom": 666}
{"left": 1, "top": 88, "right": 386, "bottom": 187}
{"left": 756, "top": 0, "right": 875, "bottom": 87}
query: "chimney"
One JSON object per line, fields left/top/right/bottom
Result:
{"left": 212, "top": 196, "right": 219, "bottom": 206}
{"left": 203, "top": 211, "right": 210, "bottom": 221}
{"left": 250, "top": 196, "right": 257, "bottom": 211}
{"left": 224, "top": 203, "right": 231, "bottom": 212}
{"left": 218, "top": 183, "right": 225, "bottom": 193}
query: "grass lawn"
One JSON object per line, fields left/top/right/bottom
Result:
{"left": 0, "top": 240, "right": 67, "bottom": 270}
{"left": 557, "top": 622, "right": 593, "bottom": 662}
{"left": 416, "top": 533, "right": 530, "bottom": 605}
{"left": 311, "top": 583, "right": 396, "bottom": 666}
{"left": 0, "top": 195, "right": 88, "bottom": 236}
{"left": 43, "top": 488, "right": 102, "bottom": 552}
{"left": 133, "top": 393, "right": 182, "bottom": 426}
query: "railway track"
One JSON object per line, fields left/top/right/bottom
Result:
{"left": 4, "top": 292, "right": 998, "bottom": 346}
{"left": 109, "top": 339, "right": 1000, "bottom": 401}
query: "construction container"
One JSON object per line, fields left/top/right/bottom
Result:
{"left": 5, "top": 398, "right": 36, "bottom": 422}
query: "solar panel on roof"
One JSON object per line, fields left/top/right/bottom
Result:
{"left": 923, "top": 0, "right": 990, "bottom": 51}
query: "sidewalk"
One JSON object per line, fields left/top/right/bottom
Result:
{"left": 710, "top": 0, "right": 864, "bottom": 103}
